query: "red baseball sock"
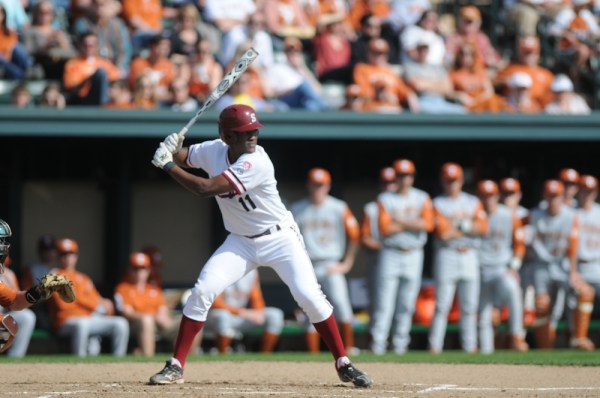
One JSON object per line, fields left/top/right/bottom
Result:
{"left": 313, "top": 313, "right": 346, "bottom": 361}
{"left": 173, "top": 315, "right": 204, "bottom": 368}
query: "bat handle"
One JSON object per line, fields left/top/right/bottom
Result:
{"left": 177, "top": 127, "right": 189, "bottom": 138}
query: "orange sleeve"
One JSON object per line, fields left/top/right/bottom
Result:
{"left": 473, "top": 201, "right": 489, "bottom": 235}
{"left": 0, "top": 282, "right": 17, "bottom": 308}
{"left": 434, "top": 206, "right": 452, "bottom": 237}
{"left": 353, "top": 63, "right": 374, "bottom": 98}
{"left": 568, "top": 214, "right": 579, "bottom": 260}
{"left": 377, "top": 201, "right": 393, "bottom": 236}
{"left": 63, "top": 59, "right": 85, "bottom": 90}
{"left": 421, "top": 196, "right": 434, "bottom": 233}
{"left": 395, "top": 76, "right": 414, "bottom": 103}
{"left": 98, "top": 59, "right": 121, "bottom": 81}
{"left": 512, "top": 213, "right": 526, "bottom": 258}
{"left": 248, "top": 277, "right": 266, "bottom": 310}
{"left": 211, "top": 294, "right": 242, "bottom": 315}
{"left": 344, "top": 207, "right": 360, "bottom": 242}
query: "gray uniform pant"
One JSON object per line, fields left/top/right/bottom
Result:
{"left": 369, "top": 248, "right": 423, "bottom": 354}
{"left": 479, "top": 268, "right": 524, "bottom": 354}
{"left": 57, "top": 314, "right": 130, "bottom": 357}
{"left": 429, "top": 248, "right": 480, "bottom": 352}
{"left": 205, "top": 307, "right": 285, "bottom": 338}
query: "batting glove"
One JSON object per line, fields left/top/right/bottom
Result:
{"left": 163, "top": 132, "right": 183, "bottom": 154}
{"left": 152, "top": 143, "right": 174, "bottom": 169}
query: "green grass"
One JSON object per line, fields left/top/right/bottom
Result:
{"left": 1, "top": 350, "right": 599, "bottom": 366}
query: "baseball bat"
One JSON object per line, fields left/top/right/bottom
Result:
{"left": 176, "top": 47, "right": 260, "bottom": 137}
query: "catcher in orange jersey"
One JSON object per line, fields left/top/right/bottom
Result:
{"left": 0, "top": 218, "right": 75, "bottom": 353}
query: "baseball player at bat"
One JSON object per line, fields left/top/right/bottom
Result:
{"left": 370, "top": 159, "right": 433, "bottom": 355}
{"left": 0, "top": 219, "right": 75, "bottom": 354}
{"left": 149, "top": 104, "right": 372, "bottom": 387}
{"left": 476, "top": 180, "right": 529, "bottom": 354}
{"left": 428, "top": 162, "right": 488, "bottom": 354}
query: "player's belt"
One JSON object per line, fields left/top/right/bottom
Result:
{"left": 245, "top": 224, "right": 282, "bottom": 239}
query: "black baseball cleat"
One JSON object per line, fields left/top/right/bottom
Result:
{"left": 337, "top": 362, "right": 373, "bottom": 388}
{"left": 149, "top": 360, "right": 184, "bottom": 385}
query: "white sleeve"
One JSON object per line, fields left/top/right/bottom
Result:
{"left": 186, "top": 142, "right": 210, "bottom": 169}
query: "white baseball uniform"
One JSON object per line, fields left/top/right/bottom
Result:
{"left": 360, "top": 200, "right": 382, "bottom": 316}
{"left": 290, "top": 195, "right": 359, "bottom": 326}
{"left": 182, "top": 139, "right": 334, "bottom": 325}
{"left": 369, "top": 187, "right": 433, "bottom": 354}
{"left": 577, "top": 203, "right": 600, "bottom": 287}
{"left": 478, "top": 204, "right": 526, "bottom": 354}
{"left": 429, "top": 192, "right": 488, "bottom": 353}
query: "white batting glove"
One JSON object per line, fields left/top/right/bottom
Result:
{"left": 163, "top": 132, "right": 183, "bottom": 154}
{"left": 152, "top": 143, "right": 173, "bottom": 169}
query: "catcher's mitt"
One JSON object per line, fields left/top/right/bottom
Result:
{"left": 26, "top": 274, "right": 76, "bottom": 304}
{"left": 0, "top": 314, "right": 18, "bottom": 353}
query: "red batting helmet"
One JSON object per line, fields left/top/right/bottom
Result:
{"left": 218, "top": 104, "right": 264, "bottom": 133}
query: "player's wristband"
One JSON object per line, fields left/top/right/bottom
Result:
{"left": 25, "top": 286, "right": 42, "bottom": 304}
{"left": 163, "top": 161, "right": 177, "bottom": 173}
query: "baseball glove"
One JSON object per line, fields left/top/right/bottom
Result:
{"left": 25, "top": 274, "right": 76, "bottom": 304}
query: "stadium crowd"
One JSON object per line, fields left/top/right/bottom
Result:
{"left": 1, "top": 0, "right": 599, "bottom": 113}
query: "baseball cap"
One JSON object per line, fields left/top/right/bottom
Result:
{"left": 283, "top": 37, "right": 302, "bottom": 52}
{"left": 508, "top": 72, "right": 532, "bottom": 89}
{"left": 56, "top": 238, "right": 79, "bottom": 254}
{"left": 130, "top": 252, "right": 151, "bottom": 268}
{"left": 477, "top": 180, "right": 499, "bottom": 196}
{"left": 393, "top": 159, "right": 416, "bottom": 175}
{"left": 579, "top": 175, "right": 598, "bottom": 190}
{"left": 500, "top": 177, "right": 521, "bottom": 193}
{"left": 460, "top": 5, "right": 481, "bottom": 22}
{"left": 544, "top": 179, "right": 564, "bottom": 196}
{"left": 369, "top": 38, "right": 389, "bottom": 54}
{"left": 519, "top": 36, "right": 540, "bottom": 54}
{"left": 379, "top": 167, "right": 396, "bottom": 183}
{"left": 559, "top": 168, "right": 580, "bottom": 184}
{"left": 551, "top": 74, "right": 574, "bottom": 93}
{"left": 441, "top": 162, "right": 463, "bottom": 181}
{"left": 308, "top": 168, "right": 331, "bottom": 185}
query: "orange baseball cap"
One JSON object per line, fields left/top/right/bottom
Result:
{"left": 460, "top": 5, "right": 481, "bottom": 21}
{"left": 379, "top": 167, "right": 396, "bottom": 183}
{"left": 477, "top": 180, "right": 499, "bottom": 196}
{"left": 559, "top": 168, "right": 580, "bottom": 184}
{"left": 500, "top": 178, "right": 521, "bottom": 193}
{"left": 544, "top": 179, "right": 564, "bottom": 196}
{"left": 393, "top": 159, "right": 416, "bottom": 175}
{"left": 56, "top": 238, "right": 79, "bottom": 254}
{"left": 130, "top": 252, "right": 151, "bottom": 268}
{"left": 308, "top": 168, "right": 331, "bottom": 185}
{"left": 441, "top": 162, "right": 463, "bottom": 181}
{"left": 579, "top": 175, "right": 599, "bottom": 190}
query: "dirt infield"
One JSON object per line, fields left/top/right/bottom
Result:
{"left": 2, "top": 361, "right": 600, "bottom": 397}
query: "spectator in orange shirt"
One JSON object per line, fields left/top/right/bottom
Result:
{"left": 63, "top": 31, "right": 122, "bottom": 106}
{"left": 0, "top": 3, "right": 31, "bottom": 79}
{"left": 204, "top": 269, "right": 284, "bottom": 354}
{"left": 498, "top": 72, "right": 542, "bottom": 113}
{"left": 264, "top": 0, "right": 315, "bottom": 39}
{"left": 189, "top": 37, "right": 223, "bottom": 104}
{"left": 495, "top": 35, "right": 554, "bottom": 109}
{"left": 121, "top": 0, "right": 171, "bottom": 55}
{"left": 48, "top": 238, "right": 129, "bottom": 357}
{"left": 353, "top": 38, "right": 419, "bottom": 113}
{"left": 129, "top": 34, "right": 176, "bottom": 102}
{"left": 114, "top": 252, "right": 178, "bottom": 356}
{"left": 449, "top": 42, "right": 501, "bottom": 112}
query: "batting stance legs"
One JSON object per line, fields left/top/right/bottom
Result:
{"left": 151, "top": 225, "right": 368, "bottom": 385}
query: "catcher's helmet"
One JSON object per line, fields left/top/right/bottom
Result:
{"left": 0, "top": 219, "right": 11, "bottom": 274}
{"left": 218, "top": 104, "right": 264, "bottom": 134}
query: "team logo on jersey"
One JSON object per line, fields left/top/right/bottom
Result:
{"left": 243, "top": 161, "right": 252, "bottom": 170}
